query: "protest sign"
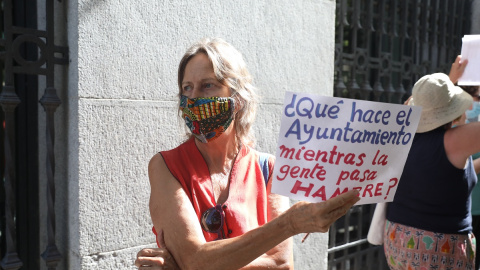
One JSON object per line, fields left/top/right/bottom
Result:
{"left": 458, "top": 35, "right": 480, "bottom": 85}
{"left": 271, "top": 92, "right": 421, "bottom": 205}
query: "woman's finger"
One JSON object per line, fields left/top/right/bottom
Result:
{"left": 328, "top": 195, "right": 359, "bottom": 218}
{"left": 314, "top": 190, "right": 360, "bottom": 231}
{"left": 322, "top": 189, "right": 359, "bottom": 212}
{"left": 138, "top": 266, "right": 164, "bottom": 270}
{"left": 135, "top": 248, "right": 180, "bottom": 270}
{"left": 137, "top": 248, "right": 172, "bottom": 259}
{"left": 135, "top": 256, "right": 166, "bottom": 267}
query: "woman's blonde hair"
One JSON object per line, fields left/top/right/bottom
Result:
{"left": 177, "top": 38, "right": 258, "bottom": 146}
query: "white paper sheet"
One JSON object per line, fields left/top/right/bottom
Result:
{"left": 458, "top": 35, "right": 480, "bottom": 85}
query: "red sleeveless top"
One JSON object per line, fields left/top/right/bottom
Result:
{"left": 153, "top": 137, "right": 273, "bottom": 242}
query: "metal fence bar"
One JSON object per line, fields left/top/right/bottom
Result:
{"left": 0, "top": 0, "right": 68, "bottom": 268}
{"left": 329, "top": 238, "right": 368, "bottom": 253}
{"left": 0, "top": 0, "right": 23, "bottom": 268}
{"left": 38, "top": 0, "right": 67, "bottom": 269}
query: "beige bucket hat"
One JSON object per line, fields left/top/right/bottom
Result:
{"left": 408, "top": 73, "right": 473, "bottom": 133}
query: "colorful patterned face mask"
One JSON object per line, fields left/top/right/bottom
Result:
{"left": 179, "top": 95, "right": 235, "bottom": 143}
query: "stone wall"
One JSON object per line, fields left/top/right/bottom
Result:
{"left": 55, "top": 1, "right": 336, "bottom": 269}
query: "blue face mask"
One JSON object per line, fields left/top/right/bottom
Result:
{"left": 466, "top": 101, "right": 480, "bottom": 121}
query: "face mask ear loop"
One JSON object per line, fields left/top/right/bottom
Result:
{"left": 230, "top": 90, "right": 242, "bottom": 115}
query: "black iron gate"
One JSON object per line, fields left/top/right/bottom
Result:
{"left": 328, "top": 0, "right": 472, "bottom": 269}
{"left": 0, "top": 0, "right": 68, "bottom": 269}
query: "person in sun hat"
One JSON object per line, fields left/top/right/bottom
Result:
{"left": 384, "top": 56, "right": 478, "bottom": 270}
{"left": 410, "top": 74, "right": 473, "bottom": 133}
{"left": 455, "top": 83, "right": 480, "bottom": 270}
{"left": 135, "top": 37, "right": 360, "bottom": 270}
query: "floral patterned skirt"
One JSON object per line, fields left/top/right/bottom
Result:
{"left": 384, "top": 220, "right": 476, "bottom": 270}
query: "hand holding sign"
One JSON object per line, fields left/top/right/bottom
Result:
{"left": 272, "top": 92, "right": 421, "bottom": 205}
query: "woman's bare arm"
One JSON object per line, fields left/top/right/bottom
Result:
{"left": 237, "top": 167, "right": 294, "bottom": 269}
{"left": 145, "top": 153, "right": 359, "bottom": 270}
{"left": 449, "top": 55, "right": 468, "bottom": 84}
{"left": 445, "top": 122, "right": 480, "bottom": 168}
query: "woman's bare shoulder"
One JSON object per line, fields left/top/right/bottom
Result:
{"left": 149, "top": 152, "right": 165, "bottom": 168}
{"left": 148, "top": 153, "right": 174, "bottom": 187}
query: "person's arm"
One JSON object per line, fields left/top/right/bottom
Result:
{"left": 136, "top": 229, "right": 180, "bottom": 270}
{"left": 142, "top": 153, "right": 359, "bottom": 270}
{"left": 473, "top": 157, "right": 480, "bottom": 174}
{"left": 449, "top": 55, "right": 468, "bottom": 84}
{"left": 136, "top": 156, "right": 293, "bottom": 270}
{"left": 237, "top": 169, "right": 293, "bottom": 269}
{"left": 136, "top": 198, "right": 292, "bottom": 270}
{"left": 445, "top": 122, "right": 480, "bottom": 168}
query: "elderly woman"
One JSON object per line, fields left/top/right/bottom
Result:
{"left": 135, "top": 38, "right": 359, "bottom": 270}
{"left": 384, "top": 57, "right": 478, "bottom": 270}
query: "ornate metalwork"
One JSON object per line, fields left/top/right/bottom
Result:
{"left": 333, "top": 0, "right": 471, "bottom": 104}
{"left": 329, "top": 0, "right": 472, "bottom": 269}
{"left": 0, "top": 0, "right": 68, "bottom": 269}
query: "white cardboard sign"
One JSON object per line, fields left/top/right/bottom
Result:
{"left": 271, "top": 92, "right": 421, "bottom": 205}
